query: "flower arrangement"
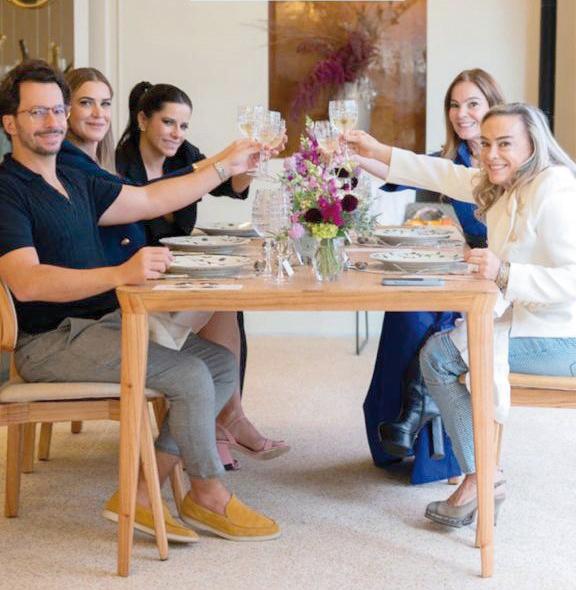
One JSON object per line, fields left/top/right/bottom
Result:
{"left": 281, "top": 120, "right": 361, "bottom": 243}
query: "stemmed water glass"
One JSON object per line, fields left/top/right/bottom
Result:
{"left": 329, "top": 99, "right": 358, "bottom": 160}
{"left": 251, "top": 186, "right": 290, "bottom": 280}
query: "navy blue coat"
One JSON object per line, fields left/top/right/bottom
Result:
{"left": 57, "top": 141, "right": 147, "bottom": 265}
{"left": 364, "top": 143, "right": 487, "bottom": 483}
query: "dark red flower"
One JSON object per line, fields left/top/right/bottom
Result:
{"left": 304, "top": 208, "right": 323, "bottom": 223}
{"left": 342, "top": 194, "right": 359, "bottom": 212}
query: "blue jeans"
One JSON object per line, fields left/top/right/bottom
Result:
{"left": 419, "top": 331, "right": 576, "bottom": 473}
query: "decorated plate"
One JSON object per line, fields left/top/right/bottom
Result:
{"left": 373, "top": 226, "right": 452, "bottom": 245}
{"left": 196, "top": 222, "right": 258, "bottom": 238}
{"left": 168, "top": 254, "right": 252, "bottom": 276}
{"left": 370, "top": 249, "right": 463, "bottom": 271}
{"left": 160, "top": 235, "right": 250, "bottom": 253}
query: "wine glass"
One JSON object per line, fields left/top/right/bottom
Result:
{"left": 237, "top": 105, "right": 264, "bottom": 140}
{"left": 313, "top": 120, "right": 340, "bottom": 164}
{"left": 251, "top": 186, "right": 289, "bottom": 279}
{"left": 253, "top": 111, "right": 283, "bottom": 178}
{"left": 329, "top": 99, "right": 358, "bottom": 160}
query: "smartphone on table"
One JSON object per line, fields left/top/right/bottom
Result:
{"left": 380, "top": 277, "right": 445, "bottom": 287}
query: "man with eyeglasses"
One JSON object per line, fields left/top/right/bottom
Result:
{"left": 0, "top": 60, "right": 281, "bottom": 543}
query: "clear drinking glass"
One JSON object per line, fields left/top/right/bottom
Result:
{"left": 329, "top": 99, "right": 358, "bottom": 160}
{"left": 313, "top": 120, "right": 340, "bottom": 164}
{"left": 253, "top": 111, "right": 283, "bottom": 178}
{"left": 237, "top": 104, "right": 265, "bottom": 140}
{"left": 251, "top": 186, "right": 289, "bottom": 279}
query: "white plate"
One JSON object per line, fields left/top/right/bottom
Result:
{"left": 160, "top": 235, "right": 250, "bottom": 253}
{"left": 370, "top": 249, "right": 463, "bottom": 271}
{"left": 168, "top": 254, "right": 252, "bottom": 276}
{"left": 373, "top": 226, "right": 452, "bottom": 245}
{"left": 196, "top": 222, "right": 258, "bottom": 237}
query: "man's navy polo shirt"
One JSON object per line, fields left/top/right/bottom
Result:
{"left": 0, "top": 155, "right": 123, "bottom": 334}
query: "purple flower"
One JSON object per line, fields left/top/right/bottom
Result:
{"left": 342, "top": 194, "right": 359, "bottom": 212}
{"left": 296, "top": 159, "right": 308, "bottom": 176}
{"left": 288, "top": 223, "right": 306, "bottom": 240}
{"left": 328, "top": 178, "right": 339, "bottom": 196}
{"left": 304, "top": 208, "right": 323, "bottom": 223}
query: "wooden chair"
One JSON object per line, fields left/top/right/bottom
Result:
{"left": 0, "top": 280, "right": 173, "bottom": 560}
{"left": 457, "top": 371, "right": 576, "bottom": 461}
{"left": 496, "top": 372, "right": 576, "bottom": 461}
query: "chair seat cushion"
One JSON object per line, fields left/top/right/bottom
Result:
{"left": 0, "top": 381, "right": 161, "bottom": 403}
{"left": 509, "top": 373, "right": 576, "bottom": 391}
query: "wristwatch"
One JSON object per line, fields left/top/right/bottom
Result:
{"left": 213, "top": 160, "right": 230, "bottom": 183}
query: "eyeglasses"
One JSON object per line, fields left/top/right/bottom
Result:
{"left": 15, "top": 105, "right": 70, "bottom": 120}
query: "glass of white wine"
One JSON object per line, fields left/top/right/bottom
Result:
{"left": 253, "top": 110, "right": 283, "bottom": 178}
{"left": 237, "top": 105, "right": 264, "bottom": 140}
{"left": 313, "top": 120, "right": 340, "bottom": 164}
{"left": 329, "top": 99, "right": 358, "bottom": 160}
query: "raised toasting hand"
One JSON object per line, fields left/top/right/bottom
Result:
{"left": 345, "top": 129, "right": 392, "bottom": 164}
{"left": 212, "top": 138, "right": 261, "bottom": 176}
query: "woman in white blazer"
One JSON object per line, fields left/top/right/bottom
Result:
{"left": 347, "top": 103, "right": 576, "bottom": 527}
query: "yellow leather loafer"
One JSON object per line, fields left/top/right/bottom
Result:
{"left": 103, "top": 491, "right": 199, "bottom": 544}
{"left": 180, "top": 494, "right": 280, "bottom": 541}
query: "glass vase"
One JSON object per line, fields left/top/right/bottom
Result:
{"left": 312, "top": 238, "right": 345, "bottom": 282}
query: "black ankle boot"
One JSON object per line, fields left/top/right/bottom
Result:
{"left": 378, "top": 356, "right": 441, "bottom": 458}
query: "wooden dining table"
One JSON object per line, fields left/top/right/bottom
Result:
{"left": 115, "top": 263, "right": 499, "bottom": 577}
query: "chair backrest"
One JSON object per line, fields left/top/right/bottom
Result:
{"left": 0, "top": 281, "right": 21, "bottom": 382}
{"left": 0, "top": 280, "right": 17, "bottom": 354}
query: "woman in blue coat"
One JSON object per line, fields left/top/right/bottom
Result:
{"left": 363, "top": 69, "right": 504, "bottom": 483}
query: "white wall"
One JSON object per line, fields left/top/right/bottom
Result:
{"left": 84, "top": 0, "right": 543, "bottom": 336}
{"left": 426, "top": 0, "right": 540, "bottom": 152}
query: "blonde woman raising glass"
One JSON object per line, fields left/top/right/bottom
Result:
{"left": 347, "top": 103, "right": 576, "bottom": 528}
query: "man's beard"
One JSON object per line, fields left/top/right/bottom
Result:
{"left": 15, "top": 123, "right": 65, "bottom": 156}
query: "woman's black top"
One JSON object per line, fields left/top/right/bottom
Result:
{"left": 115, "top": 140, "right": 249, "bottom": 245}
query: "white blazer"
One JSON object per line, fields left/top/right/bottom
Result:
{"left": 387, "top": 148, "right": 576, "bottom": 421}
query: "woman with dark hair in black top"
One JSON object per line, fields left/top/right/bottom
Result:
{"left": 116, "top": 81, "right": 289, "bottom": 469}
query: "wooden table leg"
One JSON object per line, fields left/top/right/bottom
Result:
{"left": 140, "top": 402, "right": 168, "bottom": 560}
{"left": 467, "top": 301, "right": 496, "bottom": 578}
{"left": 118, "top": 310, "right": 149, "bottom": 577}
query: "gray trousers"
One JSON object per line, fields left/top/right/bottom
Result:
{"left": 15, "top": 310, "right": 237, "bottom": 479}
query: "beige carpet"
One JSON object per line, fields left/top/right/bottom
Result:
{"left": 1, "top": 336, "right": 575, "bottom": 590}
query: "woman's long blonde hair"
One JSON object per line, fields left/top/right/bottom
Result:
{"left": 65, "top": 67, "right": 115, "bottom": 172}
{"left": 441, "top": 69, "right": 505, "bottom": 160}
{"left": 473, "top": 103, "right": 576, "bottom": 216}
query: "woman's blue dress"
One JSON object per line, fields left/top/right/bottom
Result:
{"left": 364, "top": 143, "right": 487, "bottom": 484}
